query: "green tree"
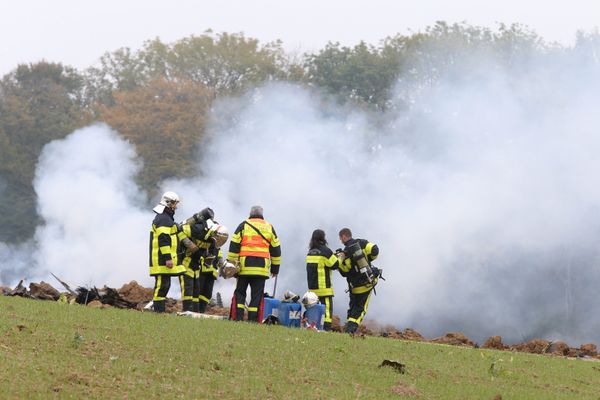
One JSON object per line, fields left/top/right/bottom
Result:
{"left": 85, "top": 31, "right": 292, "bottom": 107}
{"left": 305, "top": 41, "right": 403, "bottom": 111}
{"left": 0, "top": 62, "right": 90, "bottom": 242}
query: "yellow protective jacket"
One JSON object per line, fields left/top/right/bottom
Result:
{"left": 149, "top": 209, "right": 186, "bottom": 276}
{"left": 227, "top": 218, "right": 281, "bottom": 278}
{"left": 338, "top": 238, "right": 379, "bottom": 294}
{"left": 306, "top": 245, "right": 339, "bottom": 297}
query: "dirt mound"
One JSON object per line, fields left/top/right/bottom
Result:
{"left": 546, "top": 341, "right": 570, "bottom": 356}
{"left": 117, "top": 281, "right": 153, "bottom": 304}
{"left": 28, "top": 282, "right": 60, "bottom": 300}
{"left": 400, "top": 328, "right": 425, "bottom": 341}
{"left": 0, "top": 285, "right": 10, "bottom": 295}
{"left": 330, "top": 315, "right": 343, "bottom": 332}
{"left": 430, "top": 332, "right": 476, "bottom": 347}
{"left": 579, "top": 343, "right": 597, "bottom": 357}
{"left": 512, "top": 339, "right": 550, "bottom": 354}
{"left": 482, "top": 336, "right": 508, "bottom": 350}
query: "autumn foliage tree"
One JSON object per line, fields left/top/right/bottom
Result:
{"left": 98, "top": 78, "right": 213, "bottom": 194}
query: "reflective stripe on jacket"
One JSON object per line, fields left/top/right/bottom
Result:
{"left": 306, "top": 245, "right": 339, "bottom": 297}
{"left": 338, "top": 238, "right": 379, "bottom": 294}
{"left": 228, "top": 218, "right": 281, "bottom": 277}
{"left": 149, "top": 211, "right": 186, "bottom": 276}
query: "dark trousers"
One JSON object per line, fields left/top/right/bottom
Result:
{"left": 230, "top": 276, "right": 265, "bottom": 322}
{"left": 346, "top": 290, "right": 373, "bottom": 333}
{"left": 179, "top": 272, "right": 200, "bottom": 312}
{"left": 152, "top": 275, "right": 172, "bottom": 313}
{"left": 318, "top": 295, "right": 333, "bottom": 331}
{"left": 198, "top": 273, "right": 216, "bottom": 313}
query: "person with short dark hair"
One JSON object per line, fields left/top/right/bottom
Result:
{"left": 306, "top": 229, "right": 339, "bottom": 331}
{"left": 337, "top": 227, "right": 380, "bottom": 334}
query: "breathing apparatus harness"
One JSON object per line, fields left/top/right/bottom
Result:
{"left": 338, "top": 241, "right": 384, "bottom": 294}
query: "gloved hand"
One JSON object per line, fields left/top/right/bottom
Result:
{"left": 181, "top": 237, "right": 199, "bottom": 254}
{"left": 166, "top": 259, "right": 173, "bottom": 269}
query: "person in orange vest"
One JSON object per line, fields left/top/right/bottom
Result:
{"left": 227, "top": 205, "right": 281, "bottom": 322}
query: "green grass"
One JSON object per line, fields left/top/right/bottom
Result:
{"left": 1, "top": 296, "right": 600, "bottom": 399}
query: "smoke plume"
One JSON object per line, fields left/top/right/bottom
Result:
{"left": 3, "top": 41, "right": 600, "bottom": 346}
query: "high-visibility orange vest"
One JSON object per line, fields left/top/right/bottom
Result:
{"left": 239, "top": 218, "right": 273, "bottom": 258}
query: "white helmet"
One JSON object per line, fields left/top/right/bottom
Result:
{"left": 208, "top": 224, "right": 229, "bottom": 248}
{"left": 220, "top": 260, "right": 239, "bottom": 279}
{"left": 301, "top": 291, "right": 319, "bottom": 309}
{"left": 153, "top": 191, "right": 180, "bottom": 213}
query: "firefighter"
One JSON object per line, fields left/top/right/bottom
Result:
{"left": 149, "top": 191, "right": 186, "bottom": 313}
{"left": 306, "top": 229, "right": 339, "bottom": 331}
{"left": 179, "top": 208, "right": 229, "bottom": 312}
{"left": 227, "top": 205, "right": 281, "bottom": 322}
{"left": 336, "top": 227, "right": 380, "bottom": 334}
{"left": 178, "top": 207, "right": 215, "bottom": 312}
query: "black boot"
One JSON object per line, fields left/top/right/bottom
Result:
{"left": 323, "top": 322, "right": 332, "bottom": 332}
{"left": 198, "top": 301, "right": 207, "bottom": 313}
{"left": 346, "top": 321, "right": 358, "bottom": 334}
{"left": 182, "top": 300, "right": 193, "bottom": 312}
{"left": 153, "top": 300, "right": 166, "bottom": 313}
{"left": 192, "top": 301, "right": 200, "bottom": 313}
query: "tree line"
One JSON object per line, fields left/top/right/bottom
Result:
{"left": 1, "top": 23, "right": 599, "bottom": 242}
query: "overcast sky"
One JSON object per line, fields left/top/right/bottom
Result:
{"left": 1, "top": 0, "right": 599, "bottom": 76}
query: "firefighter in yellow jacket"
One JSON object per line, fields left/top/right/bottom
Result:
{"left": 149, "top": 191, "right": 186, "bottom": 313}
{"left": 337, "top": 227, "right": 380, "bottom": 334}
{"left": 179, "top": 207, "right": 229, "bottom": 312}
{"left": 306, "top": 229, "right": 339, "bottom": 331}
{"left": 178, "top": 207, "right": 215, "bottom": 312}
{"left": 227, "top": 205, "right": 281, "bottom": 322}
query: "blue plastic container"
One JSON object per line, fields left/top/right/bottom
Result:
{"left": 262, "top": 297, "right": 280, "bottom": 323}
{"left": 304, "top": 303, "right": 326, "bottom": 330}
{"left": 278, "top": 302, "right": 302, "bottom": 328}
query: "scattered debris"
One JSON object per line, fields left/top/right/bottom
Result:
{"left": 4, "top": 277, "right": 600, "bottom": 360}
{"left": 9, "top": 280, "right": 27, "bottom": 297}
{"left": 51, "top": 273, "right": 76, "bottom": 295}
{"left": 177, "top": 311, "right": 227, "bottom": 320}
{"left": 380, "top": 359, "right": 406, "bottom": 374}
{"left": 28, "top": 282, "right": 60, "bottom": 301}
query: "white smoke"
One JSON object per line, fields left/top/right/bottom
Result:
{"left": 172, "top": 49, "right": 600, "bottom": 345}
{"left": 2, "top": 42, "right": 600, "bottom": 346}
{"left": 0, "top": 124, "right": 154, "bottom": 289}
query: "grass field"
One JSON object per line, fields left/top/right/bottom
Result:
{"left": 1, "top": 295, "right": 600, "bottom": 399}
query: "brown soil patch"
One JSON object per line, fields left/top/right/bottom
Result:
{"left": 511, "top": 339, "right": 550, "bottom": 354}
{"left": 580, "top": 343, "right": 597, "bottom": 357}
{"left": 430, "top": 332, "right": 475, "bottom": 347}
{"left": 391, "top": 382, "right": 420, "bottom": 397}
{"left": 117, "top": 281, "right": 153, "bottom": 304}
{"left": 482, "top": 336, "right": 508, "bottom": 350}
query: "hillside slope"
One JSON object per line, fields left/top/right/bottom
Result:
{"left": 1, "top": 296, "right": 599, "bottom": 399}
